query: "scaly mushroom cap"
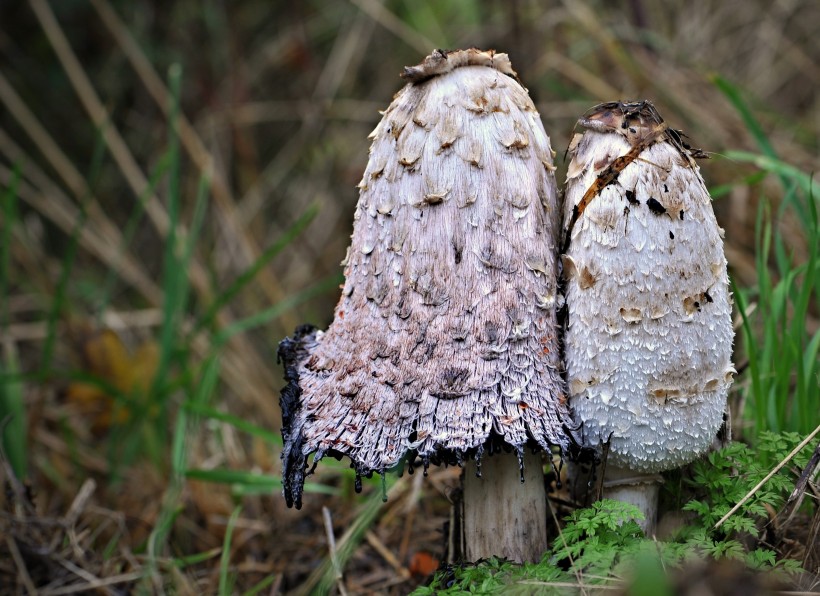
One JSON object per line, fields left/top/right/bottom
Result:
{"left": 279, "top": 49, "right": 569, "bottom": 508}
{"left": 562, "top": 101, "right": 734, "bottom": 473}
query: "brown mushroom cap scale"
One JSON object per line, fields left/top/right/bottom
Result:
{"left": 279, "top": 49, "right": 569, "bottom": 509}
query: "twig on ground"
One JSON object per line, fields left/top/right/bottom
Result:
{"left": 6, "top": 536, "right": 38, "bottom": 595}
{"left": 322, "top": 506, "right": 348, "bottom": 596}
{"left": 715, "top": 424, "right": 820, "bottom": 530}
{"left": 777, "top": 440, "right": 820, "bottom": 534}
{"left": 546, "top": 495, "right": 589, "bottom": 596}
{"left": 364, "top": 530, "right": 410, "bottom": 579}
{"left": 38, "top": 570, "right": 143, "bottom": 596}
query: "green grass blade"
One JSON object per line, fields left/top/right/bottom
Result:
{"left": 146, "top": 355, "right": 221, "bottom": 584}
{"left": 41, "top": 130, "right": 107, "bottom": 374}
{"left": 122, "top": 63, "right": 188, "bottom": 477}
{"left": 795, "top": 198, "right": 819, "bottom": 432}
{"left": 0, "top": 346, "right": 26, "bottom": 479}
{"left": 0, "top": 166, "right": 26, "bottom": 479}
{"left": 772, "top": 233, "right": 789, "bottom": 281}
{"left": 147, "top": 500, "right": 184, "bottom": 559}
{"left": 170, "top": 397, "right": 189, "bottom": 480}
{"left": 96, "top": 153, "right": 170, "bottom": 317}
{"left": 803, "top": 329, "right": 820, "bottom": 398}
{"left": 186, "top": 468, "right": 282, "bottom": 488}
{"left": 219, "top": 505, "right": 242, "bottom": 596}
{"left": 170, "top": 172, "right": 210, "bottom": 347}
{"left": 712, "top": 76, "right": 778, "bottom": 161}
{"left": 191, "top": 355, "right": 222, "bottom": 409}
{"left": 709, "top": 171, "right": 766, "bottom": 199}
{"left": 241, "top": 575, "right": 277, "bottom": 596}
{"left": 733, "top": 282, "right": 764, "bottom": 436}
{"left": 231, "top": 482, "right": 341, "bottom": 497}
{"left": 150, "top": 63, "right": 185, "bottom": 401}
{"left": 173, "top": 356, "right": 220, "bottom": 479}
{"left": 183, "top": 401, "right": 282, "bottom": 445}
{"left": 214, "top": 273, "right": 342, "bottom": 347}
{"left": 0, "top": 164, "right": 18, "bottom": 328}
{"left": 193, "top": 203, "right": 319, "bottom": 336}
{"left": 185, "top": 468, "right": 339, "bottom": 496}
{"left": 172, "top": 548, "right": 222, "bottom": 569}
{"left": 723, "top": 151, "right": 820, "bottom": 200}
{"left": 182, "top": 173, "right": 211, "bottom": 272}
{"left": 146, "top": 404, "right": 189, "bottom": 562}
{"left": 144, "top": 65, "right": 221, "bottom": 586}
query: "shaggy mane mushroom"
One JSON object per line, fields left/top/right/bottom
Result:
{"left": 279, "top": 48, "right": 569, "bottom": 562}
{"left": 562, "top": 101, "right": 735, "bottom": 534}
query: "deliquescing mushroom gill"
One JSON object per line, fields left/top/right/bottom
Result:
{"left": 279, "top": 49, "right": 570, "bottom": 511}
{"left": 562, "top": 101, "right": 735, "bottom": 527}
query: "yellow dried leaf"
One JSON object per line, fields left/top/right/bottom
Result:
{"left": 65, "top": 328, "right": 160, "bottom": 432}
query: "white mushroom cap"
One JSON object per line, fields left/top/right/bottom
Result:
{"left": 562, "top": 101, "right": 735, "bottom": 473}
{"left": 280, "top": 49, "right": 568, "bottom": 508}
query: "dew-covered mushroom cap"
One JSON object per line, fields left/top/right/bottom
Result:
{"left": 279, "top": 49, "right": 569, "bottom": 508}
{"left": 562, "top": 100, "right": 734, "bottom": 473}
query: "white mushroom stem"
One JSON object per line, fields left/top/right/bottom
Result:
{"left": 462, "top": 451, "right": 547, "bottom": 563}
{"left": 603, "top": 466, "right": 662, "bottom": 536}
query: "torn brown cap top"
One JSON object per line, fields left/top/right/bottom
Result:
{"left": 279, "top": 49, "right": 569, "bottom": 509}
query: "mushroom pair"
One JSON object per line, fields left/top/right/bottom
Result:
{"left": 279, "top": 49, "right": 733, "bottom": 560}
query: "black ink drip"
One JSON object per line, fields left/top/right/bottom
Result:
{"left": 278, "top": 324, "right": 319, "bottom": 509}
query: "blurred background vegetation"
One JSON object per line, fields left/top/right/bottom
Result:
{"left": 0, "top": 0, "right": 817, "bottom": 593}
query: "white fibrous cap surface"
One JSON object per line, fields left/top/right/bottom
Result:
{"left": 279, "top": 50, "right": 568, "bottom": 507}
{"left": 562, "top": 101, "right": 735, "bottom": 473}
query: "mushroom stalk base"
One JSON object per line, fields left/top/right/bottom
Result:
{"left": 461, "top": 450, "right": 547, "bottom": 563}
{"left": 602, "top": 466, "right": 662, "bottom": 536}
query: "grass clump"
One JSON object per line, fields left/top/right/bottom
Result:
{"left": 734, "top": 199, "right": 819, "bottom": 440}
{"left": 714, "top": 78, "right": 820, "bottom": 441}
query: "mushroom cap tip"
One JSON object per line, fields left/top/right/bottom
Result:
{"left": 400, "top": 48, "right": 517, "bottom": 83}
